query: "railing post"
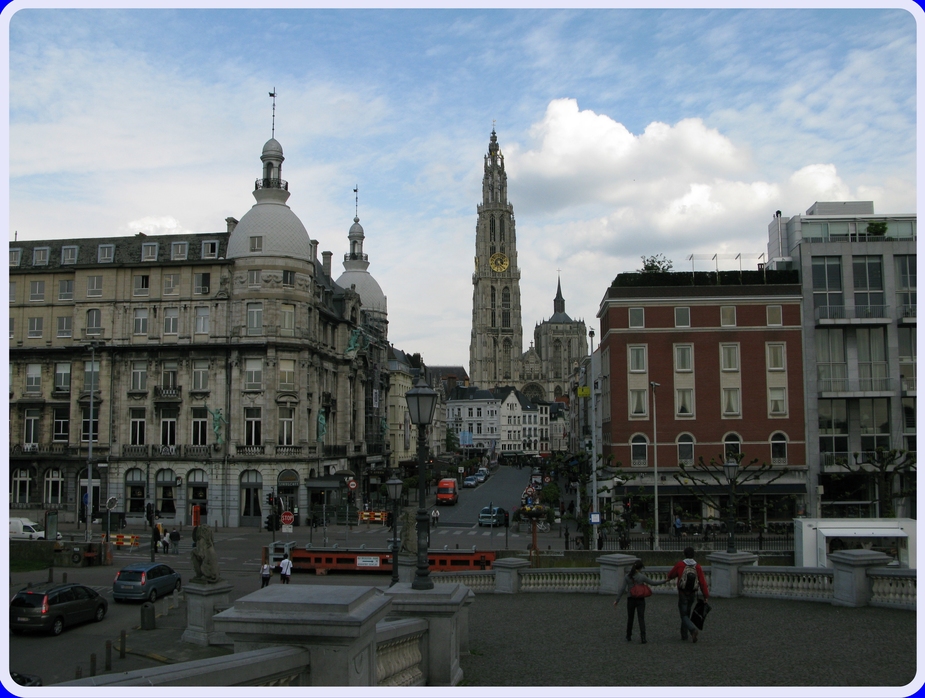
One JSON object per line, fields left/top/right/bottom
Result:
{"left": 596, "top": 553, "right": 639, "bottom": 595}
{"left": 829, "top": 549, "right": 893, "bottom": 607}
{"left": 706, "top": 551, "right": 758, "bottom": 598}
{"left": 492, "top": 557, "right": 530, "bottom": 594}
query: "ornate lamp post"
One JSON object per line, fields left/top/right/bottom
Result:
{"left": 385, "top": 474, "right": 403, "bottom": 586}
{"left": 405, "top": 374, "right": 438, "bottom": 590}
{"left": 650, "top": 381, "right": 660, "bottom": 551}
{"left": 85, "top": 340, "right": 103, "bottom": 542}
{"left": 723, "top": 456, "right": 740, "bottom": 554}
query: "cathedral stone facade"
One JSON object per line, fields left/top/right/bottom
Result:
{"left": 468, "top": 130, "right": 588, "bottom": 403}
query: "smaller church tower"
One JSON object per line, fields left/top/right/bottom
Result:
{"left": 530, "top": 277, "right": 587, "bottom": 402}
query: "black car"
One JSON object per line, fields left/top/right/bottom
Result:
{"left": 10, "top": 583, "right": 107, "bottom": 636}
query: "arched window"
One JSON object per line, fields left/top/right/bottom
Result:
{"left": 240, "top": 469, "right": 263, "bottom": 521}
{"left": 502, "top": 287, "right": 511, "bottom": 328}
{"left": 724, "top": 433, "right": 742, "bottom": 459}
{"left": 43, "top": 468, "right": 63, "bottom": 504}
{"left": 490, "top": 216, "right": 495, "bottom": 241}
{"left": 12, "top": 467, "right": 32, "bottom": 504}
{"left": 553, "top": 340, "right": 563, "bottom": 379}
{"left": 499, "top": 217, "right": 505, "bottom": 243}
{"left": 490, "top": 287, "right": 496, "bottom": 328}
{"left": 771, "top": 432, "right": 788, "bottom": 465}
{"left": 155, "top": 468, "right": 177, "bottom": 516}
{"left": 677, "top": 434, "right": 695, "bottom": 465}
{"left": 631, "top": 435, "right": 648, "bottom": 466}
{"left": 125, "top": 467, "right": 146, "bottom": 513}
{"left": 503, "top": 341, "right": 511, "bottom": 379}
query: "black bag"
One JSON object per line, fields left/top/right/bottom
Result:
{"left": 690, "top": 599, "right": 712, "bottom": 630}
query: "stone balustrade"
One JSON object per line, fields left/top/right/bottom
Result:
{"left": 868, "top": 569, "right": 917, "bottom": 610}
{"left": 519, "top": 568, "right": 600, "bottom": 593}
{"left": 739, "top": 566, "right": 834, "bottom": 601}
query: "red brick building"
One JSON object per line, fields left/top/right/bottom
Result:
{"left": 597, "top": 270, "right": 807, "bottom": 533}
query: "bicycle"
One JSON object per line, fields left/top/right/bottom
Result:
{"left": 536, "top": 521, "right": 550, "bottom": 533}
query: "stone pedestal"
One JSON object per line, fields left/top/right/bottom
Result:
{"left": 493, "top": 557, "right": 531, "bottom": 594}
{"left": 181, "top": 580, "right": 234, "bottom": 646}
{"left": 213, "top": 585, "right": 392, "bottom": 686}
{"left": 829, "top": 549, "right": 893, "bottom": 607}
{"left": 596, "top": 553, "right": 639, "bottom": 595}
{"left": 384, "top": 583, "right": 467, "bottom": 686}
{"left": 459, "top": 588, "right": 475, "bottom": 654}
{"left": 706, "top": 551, "right": 758, "bottom": 598}
{"left": 398, "top": 553, "right": 417, "bottom": 584}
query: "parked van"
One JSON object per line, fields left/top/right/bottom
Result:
{"left": 10, "top": 518, "right": 47, "bottom": 540}
{"left": 477, "top": 467, "right": 490, "bottom": 481}
{"left": 436, "top": 478, "right": 459, "bottom": 505}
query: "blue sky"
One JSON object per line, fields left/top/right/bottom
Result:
{"left": 6, "top": 6, "right": 918, "bottom": 369}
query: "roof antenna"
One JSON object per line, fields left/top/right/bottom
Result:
{"left": 354, "top": 184, "right": 358, "bottom": 218}
{"left": 269, "top": 88, "right": 277, "bottom": 138}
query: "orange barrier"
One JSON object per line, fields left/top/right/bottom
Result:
{"left": 358, "top": 511, "right": 388, "bottom": 524}
{"left": 102, "top": 533, "right": 140, "bottom": 549}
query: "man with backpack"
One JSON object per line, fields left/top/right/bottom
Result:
{"left": 666, "top": 546, "right": 710, "bottom": 642}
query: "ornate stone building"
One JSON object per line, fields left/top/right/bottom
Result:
{"left": 8, "top": 136, "right": 390, "bottom": 528}
{"left": 468, "top": 129, "right": 588, "bottom": 403}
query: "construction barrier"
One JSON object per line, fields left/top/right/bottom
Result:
{"left": 102, "top": 534, "right": 140, "bottom": 551}
{"left": 357, "top": 511, "right": 388, "bottom": 525}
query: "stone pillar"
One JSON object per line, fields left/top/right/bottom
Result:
{"left": 459, "top": 588, "right": 475, "bottom": 654}
{"left": 181, "top": 580, "right": 235, "bottom": 646}
{"left": 596, "top": 553, "right": 639, "bottom": 595}
{"left": 706, "top": 551, "right": 757, "bottom": 598}
{"left": 829, "top": 549, "right": 893, "bottom": 607}
{"left": 384, "top": 583, "right": 468, "bottom": 686}
{"left": 398, "top": 552, "right": 417, "bottom": 584}
{"left": 213, "top": 585, "right": 392, "bottom": 686}
{"left": 493, "top": 557, "right": 531, "bottom": 594}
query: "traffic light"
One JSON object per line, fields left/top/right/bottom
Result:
{"left": 265, "top": 514, "right": 276, "bottom": 532}
{"left": 267, "top": 492, "right": 274, "bottom": 507}
{"left": 145, "top": 503, "right": 154, "bottom": 525}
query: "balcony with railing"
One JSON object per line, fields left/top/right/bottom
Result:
{"left": 154, "top": 385, "right": 183, "bottom": 401}
{"left": 275, "top": 445, "right": 303, "bottom": 456}
{"left": 815, "top": 305, "right": 891, "bottom": 323}
{"left": 122, "top": 444, "right": 150, "bottom": 458}
{"left": 155, "top": 444, "right": 180, "bottom": 457}
{"left": 235, "top": 443, "right": 266, "bottom": 456}
{"left": 817, "top": 363, "right": 848, "bottom": 393}
{"left": 859, "top": 364, "right": 891, "bottom": 392}
{"left": 820, "top": 452, "right": 852, "bottom": 469}
{"left": 255, "top": 177, "right": 288, "bottom": 191}
{"left": 184, "top": 444, "right": 213, "bottom": 458}
{"left": 323, "top": 444, "right": 348, "bottom": 458}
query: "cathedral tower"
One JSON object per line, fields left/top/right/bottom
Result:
{"left": 469, "top": 129, "right": 524, "bottom": 387}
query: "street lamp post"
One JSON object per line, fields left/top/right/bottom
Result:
{"left": 385, "top": 474, "right": 403, "bottom": 586}
{"left": 589, "top": 330, "right": 599, "bottom": 550}
{"left": 85, "top": 341, "right": 102, "bottom": 542}
{"left": 723, "top": 457, "right": 740, "bottom": 553}
{"left": 650, "top": 381, "right": 660, "bottom": 551}
{"left": 405, "top": 373, "right": 438, "bottom": 590}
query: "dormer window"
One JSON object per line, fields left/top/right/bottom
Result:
{"left": 141, "top": 243, "right": 158, "bottom": 261}
{"left": 32, "top": 248, "right": 50, "bottom": 266}
{"left": 250, "top": 236, "right": 263, "bottom": 253}
{"left": 201, "top": 241, "right": 218, "bottom": 259}
{"left": 171, "top": 242, "right": 188, "bottom": 260}
{"left": 61, "top": 246, "right": 78, "bottom": 265}
{"left": 98, "top": 245, "right": 114, "bottom": 263}
{"left": 10, "top": 249, "right": 21, "bottom": 266}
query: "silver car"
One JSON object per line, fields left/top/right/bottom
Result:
{"left": 113, "top": 562, "right": 181, "bottom": 602}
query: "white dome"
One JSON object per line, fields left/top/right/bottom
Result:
{"left": 227, "top": 200, "right": 313, "bottom": 261}
{"left": 336, "top": 269, "right": 387, "bottom": 314}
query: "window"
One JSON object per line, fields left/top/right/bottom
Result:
{"left": 11, "top": 468, "right": 31, "bottom": 503}
{"left": 30, "top": 280, "right": 45, "bottom": 301}
{"left": 678, "top": 434, "right": 694, "bottom": 465}
{"left": 194, "top": 273, "right": 210, "bottom": 295}
{"left": 32, "top": 248, "right": 49, "bottom": 266}
{"left": 629, "top": 389, "right": 647, "bottom": 416}
{"left": 192, "top": 359, "right": 209, "bottom": 391}
{"left": 631, "top": 435, "right": 648, "bottom": 466}
{"left": 245, "top": 358, "right": 263, "bottom": 389}
{"left": 722, "top": 388, "right": 740, "bottom": 416}
{"left": 279, "top": 359, "right": 295, "bottom": 389}
{"left": 247, "top": 303, "right": 263, "bottom": 335}
{"left": 859, "top": 398, "right": 890, "bottom": 452}
{"left": 629, "top": 346, "right": 646, "bottom": 372}
{"left": 52, "top": 409, "right": 69, "bottom": 442}
{"left": 244, "top": 407, "right": 262, "bottom": 446}
{"left": 131, "top": 361, "right": 147, "bottom": 391}
{"left": 283, "top": 270, "right": 295, "bottom": 286}
{"left": 721, "top": 344, "right": 739, "bottom": 371}
{"left": 26, "top": 364, "right": 41, "bottom": 393}
{"left": 720, "top": 306, "right": 736, "bottom": 327}
{"left": 86, "top": 308, "right": 102, "bottom": 335}
{"left": 58, "top": 279, "right": 73, "bottom": 301}
{"left": 56, "top": 316, "right": 72, "bottom": 338}
{"left": 676, "top": 388, "right": 693, "bottom": 416}
{"left": 501, "top": 287, "right": 511, "bottom": 328}
{"left": 194, "top": 307, "right": 209, "bottom": 334}
{"left": 853, "top": 255, "right": 884, "bottom": 317}
{"left": 161, "top": 361, "right": 178, "bottom": 388}
{"left": 8, "top": 318, "right": 12, "bottom": 339}
{"left": 201, "top": 241, "right": 218, "bottom": 258}
{"left": 279, "top": 407, "right": 294, "bottom": 445}
{"left": 10, "top": 249, "right": 21, "bottom": 266}
{"left": 812, "top": 257, "right": 843, "bottom": 317}
{"left": 44, "top": 468, "right": 64, "bottom": 503}
{"left": 675, "top": 345, "right": 692, "bottom": 372}
{"left": 54, "top": 363, "right": 71, "bottom": 392}
{"left": 819, "top": 399, "right": 849, "bottom": 457}
{"left": 97, "top": 245, "right": 114, "bottom": 263}
{"left": 192, "top": 407, "right": 208, "bottom": 445}
{"left": 248, "top": 269, "right": 261, "bottom": 286}
{"left": 133, "top": 308, "right": 148, "bottom": 335}
{"left": 280, "top": 304, "right": 295, "bottom": 336}
{"left": 769, "top": 387, "right": 787, "bottom": 415}
{"left": 9, "top": 281, "right": 15, "bottom": 302}
{"left": 163, "top": 274, "right": 179, "bottom": 295}
{"left": 250, "top": 236, "right": 263, "bottom": 252}
{"left": 141, "top": 243, "right": 158, "bottom": 261}
{"left": 133, "top": 275, "right": 150, "bottom": 296}
{"left": 81, "top": 407, "right": 99, "bottom": 442}
{"left": 87, "top": 275, "right": 103, "bottom": 297}
{"left": 899, "top": 326, "right": 916, "bottom": 392}
{"left": 130, "top": 408, "right": 146, "bottom": 445}
{"left": 61, "top": 246, "right": 78, "bottom": 265}
{"left": 125, "top": 468, "right": 146, "bottom": 513}
{"left": 160, "top": 409, "right": 178, "bottom": 448}
{"left": 674, "top": 307, "right": 690, "bottom": 327}
{"left": 857, "top": 327, "right": 888, "bottom": 391}
{"left": 629, "top": 308, "right": 644, "bottom": 328}
{"left": 24, "top": 409, "right": 40, "bottom": 444}
{"left": 767, "top": 344, "right": 785, "bottom": 371}
{"left": 171, "top": 242, "right": 188, "bottom": 260}
{"left": 83, "top": 360, "right": 99, "bottom": 392}
{"left": 771, "top": 433, "right": 788, "bottom": 464}
{"left": 28, "top": 317, "right": 43, "bottom": 338}
{"left": 895, "top": 255, "right": 916, "bottom": 316}
{"left": 163, "top": 307, "right": 179, "bottom": 335}
{"left": 767, "top": 305, "right": 782, "bottom": 326}
{"left": 724, "top": 434, "right": 741, "bottom": 458}
{"left": 816, "top": 329, "right": 847, "bottom": 391}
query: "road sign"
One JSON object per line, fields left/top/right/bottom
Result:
{"left": 281, "top": 524, "right": 293, "bottom": 534}
{"left": 347, "top": 479, "right": 358, "bottom": 491}
{"left": 458, "top": 467, "right": 465, "bottom": 473}
{"left": 82, "top": 493, "right": 89, "bottom": 506}
{"left": 589, "top": 512, "right": 601, "bottom": 525}
{"left": 280, "top": 511, "right": 295, "bottom": 526}
{"left": 526, "top": 486, "right": 535, "bottom": 496}
{"left": 544, "top": 476, "right": 551, "bottom": 483}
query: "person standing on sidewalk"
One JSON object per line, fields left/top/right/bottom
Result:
{"left": 665, "top": 546, "right": 709, "bottom": 642}
{"left": 612, "top": 560, "right": 667, "bottom": 644}
{"left": 169, "top": 528, "right": 181, "bottom": 554}
{"left": 279, "top": 554, "right": 293, "bottom": 584}
{"left": 260, "top": 561, "right": 272, "bottom": 588}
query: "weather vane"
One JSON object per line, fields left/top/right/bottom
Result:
{"left": 269, "top": 88, "right": 277, "bottom": 138}
{"left": 354, "top": 184, "right": 358, "bottom": 218}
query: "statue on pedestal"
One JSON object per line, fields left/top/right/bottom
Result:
{"left": 190, "top": 524, "right": 221, "bottom": 584}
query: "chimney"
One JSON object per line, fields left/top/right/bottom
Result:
{"left": 447, "top": 374, "right": 457, "bottom": 393}
{"left": 322, "top": 251, "right": 332, "bottom": 278}
{"left": 225, "top": 217, "right": 238, "bottom": 233}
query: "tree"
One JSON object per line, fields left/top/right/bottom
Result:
{"left": 638, "top": 254, "right": 673, "bottom": 273}
{"left": 835, "top": 448, "right": 916, "bottom": 518}
{"left": 445, "top": 426, "right": 459, "bottom": 452}
{"left": 865, "top": 221, "right": 888, "bottom": 236}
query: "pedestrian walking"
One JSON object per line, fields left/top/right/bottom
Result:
{"left": 260, "top": 561, "right": 272, "bottom": 588}
{"left": 431, "top": 508, "right": 440, "bottom": 527}
{"left": 169, "top": 527, "right": 181, "bottom": 554}
{"left": 613, "top": 560, "right": 667, "bottom": 644}
{"left": 279, "top": 554, "right": 293, "bottom": 584}
{"left": 665, "top": 546, "right": 710, "bottom": 642}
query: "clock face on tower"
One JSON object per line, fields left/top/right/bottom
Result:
{"left": 489, "top": 252, "right": 510, "bottom": 273}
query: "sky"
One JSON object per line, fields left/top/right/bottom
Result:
{"left": 5, "top": 5, "right": 919, "bottom": 371}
